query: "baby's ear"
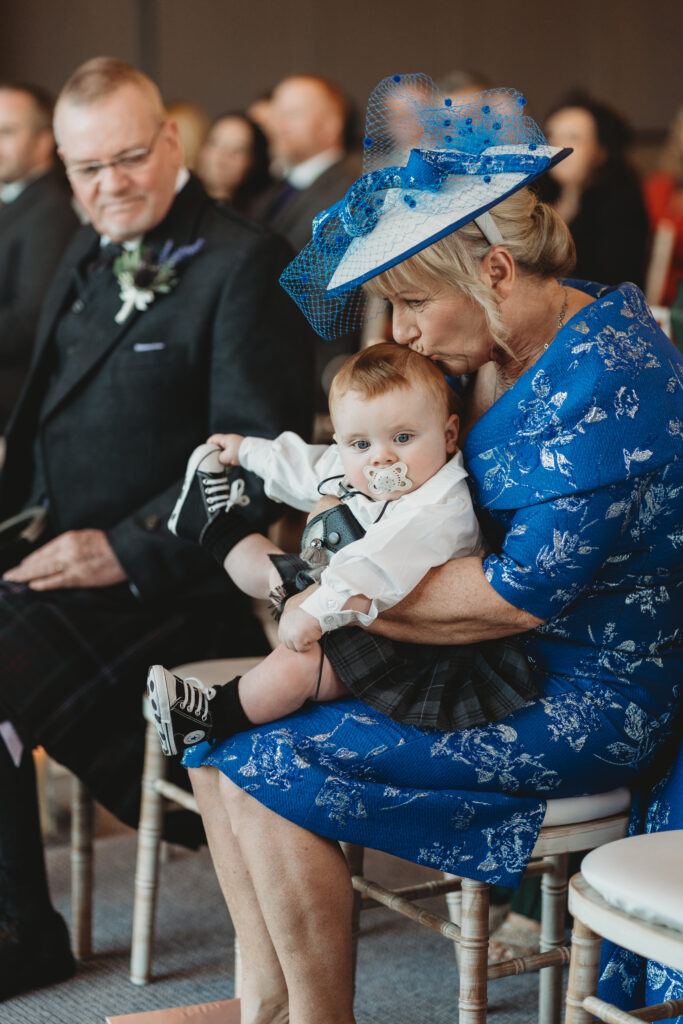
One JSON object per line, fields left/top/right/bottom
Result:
{"left": 445, "top": 414, "right": 459, "bottom": 454}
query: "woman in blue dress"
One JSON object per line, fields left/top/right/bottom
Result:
{"left": 183, "top": 76, "right": 683, "bottom": 1024}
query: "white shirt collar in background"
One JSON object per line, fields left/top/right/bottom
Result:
{"left": 0, "top": 169, "right": 45, "bottom": 204}
{"left": 286, "top": 148, "right": 344, "bottom": 190}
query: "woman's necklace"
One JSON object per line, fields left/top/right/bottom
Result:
{"left": 493, "top": 286, "right": 570, "bottom": 402}
{"left": 544, "top": 286, "right": 569, "bottom": 351}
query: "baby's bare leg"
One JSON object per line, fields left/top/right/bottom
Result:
{"left": 222, "top": 533, "right": 285, "bottom": 599}
{"left": 239, "top": 643, "right": 348, "bottom": 724}
{"left": 307, "top": 493, "right": 342, "bottom": 521}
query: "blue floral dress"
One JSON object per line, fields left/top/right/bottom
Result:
{"left": 183, "top": 281, "right": 683, "bottom": 892}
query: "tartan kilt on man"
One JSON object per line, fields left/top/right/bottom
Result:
{"left": 0, "top": 580, "right": 269, "bottom": 842}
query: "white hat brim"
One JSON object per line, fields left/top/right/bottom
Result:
{"left": 327, "top": 144, "right": 569, "bottom": 294}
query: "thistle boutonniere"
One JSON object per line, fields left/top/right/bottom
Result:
{"left": 113, "top": 238, "right": 204, "bottom": 324}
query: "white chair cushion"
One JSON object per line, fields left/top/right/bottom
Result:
{"left": 582, "top": 831, "right": 683, "bottom": 932}
{"left": 542, "top": 787, "right": 631, "bottom": 827}
{"left": 172, "top": 657, "right": 263, "bottom": 687}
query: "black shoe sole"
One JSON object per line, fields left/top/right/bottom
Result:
{"left": 146, "top": 665, "right": 178, "bottom": 756}
{"left": 167, "top": 443, "right": 221, "bottom": 538}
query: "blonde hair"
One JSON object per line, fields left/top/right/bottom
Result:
{"left": 329, "top": 342, "right": 460, "bottom": 420}
{"left": 54, "top": 57, "right": 164, "bottom": 139}
{"left": 166, "top": 100, "right": 209, "bottom": 170}
{"left": 365, "top": 188, "right": 575, "bottom": 353}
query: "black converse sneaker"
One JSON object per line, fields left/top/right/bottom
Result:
{"left": 167, "top": 443, "right": 249, "bottom": 543}
{"left": 147, "top": 665, "right": 217, "bottom": 756}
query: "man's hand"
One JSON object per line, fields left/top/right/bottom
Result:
{"left": 2, "top": 529, "right": 127, "bottom": 591}
{"left": 278, "top": 592, "right": 322, "bottom": 652}
{"left": 206, "top": 433, "right": 245, "bottom": 466}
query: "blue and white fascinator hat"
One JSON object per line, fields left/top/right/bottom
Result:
{"left": 280, "top": 74, "right": 571, "bottom": 339}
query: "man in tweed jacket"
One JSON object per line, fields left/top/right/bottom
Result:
{"left": 0, "top": 57, "right": 313, "bottom": 999}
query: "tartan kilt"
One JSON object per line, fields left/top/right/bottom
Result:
{"left": 323, "top": 626, "right": 539, "bottom": 730}
{"left": 0, "top": 579, "right": 269, "bottom": 840}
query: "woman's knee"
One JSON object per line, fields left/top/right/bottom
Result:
{"left": 188, "top": 764, "right": 221, "bottom": 801}
{"left": 216, "top": 771, "right": 264, "bottom": 833}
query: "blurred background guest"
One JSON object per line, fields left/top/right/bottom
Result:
{"left": 0, "top": 83, "right": 78, "bottom": 431}
{"left": 255, "top": 73, "right": 359, "bottom": 413}
{"left": 644, "top": 102, "right": 683, "bottom": 306}
{"left": 165, "top": 99, "right": 209, "bottom": 171}
{"left": 247, "top": 91, "right": 274, "bottom": 140}
{"left": 257, "top": 73, "right": 357, "bottom": 250}
{"left": 540, "top": 90, "right": 649, "bottom": 287}
{"left": 436, "top": 68, "right": 493, "bottom": 103}
{"left": 196, "top": 112, "right": 273, "bottom": 217}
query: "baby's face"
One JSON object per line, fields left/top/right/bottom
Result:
{"left": 332, "top": 386, "right": 459, "bottom": 500}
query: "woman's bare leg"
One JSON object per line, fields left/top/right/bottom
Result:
{"left": 238, "top": 644, "right": 348, "bottom": 724}
{"left": 190, "top": 766, "right": 356, "bottom": 1024}
{"left": 190, "top": 766, "right": 289, "bottom": 1024}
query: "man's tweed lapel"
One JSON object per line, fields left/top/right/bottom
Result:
{"left": 35, "top": 177, "right": 209, "bottom": 424}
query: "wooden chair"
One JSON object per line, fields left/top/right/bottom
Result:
{"left": 68, "top": 656, "right": 265, "bottom": 970}
{"left": 644, "top": 220, "right": 676, "bottom": 308}
{"left": 130, "top": 657, "right": 262, "bottom": 986}
{"left": 70, "top": 775, "right": 95, "bottom": 959}
{"left": 34, "top": 747, "right": 94, "bottom": 959}
{"left": 565, "top": 831, "right": 683, "bottom": 1023}
{"left": 344, "top": 786, "right": 631, "bottom": 1024}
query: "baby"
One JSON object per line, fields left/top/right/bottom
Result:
{"left": 148, "top": 343, "right": 536, "bottom": 756}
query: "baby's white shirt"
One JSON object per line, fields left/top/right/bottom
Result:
{"left": 239, "top": 432, "right": 485, "bottom": 633}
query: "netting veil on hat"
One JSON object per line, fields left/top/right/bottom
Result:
{"left": 279, "top": 74, "right": 571, "bottom": 340}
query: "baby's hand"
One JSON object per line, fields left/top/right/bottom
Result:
{"left": 278, "top": 604, "right": 322, "bottom": 653}
{"left": 206, "top": 433, "right": 244, "bottom": 466}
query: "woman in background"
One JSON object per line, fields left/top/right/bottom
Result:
{"left": 541, "top": 91, "right": 649, "bottom": 287}
{"left": 197, "top": 112, "right": 273, "bottom": 218}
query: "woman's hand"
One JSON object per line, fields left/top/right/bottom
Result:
{"left": 206, "top": 433, "right": 244, "bottom": 466}
{"left": 278, "top": 588, "right": 323, "bottom": 652}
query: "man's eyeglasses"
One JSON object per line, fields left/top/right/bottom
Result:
{"left": 63, "top": 121, "right": 165, "bottom": 182}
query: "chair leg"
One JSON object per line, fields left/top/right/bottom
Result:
{"left": 130, "top": 718, "right": 167, "bottom": 985}
{"left": 234, "top": 939, "right": 242, "bottom": 998}
{"left": 458, "top": 878, "right": 489, "bottom": 1024}
{"left": 70, "top": 776, "right": 94, "bottom": 959}
{"left": 444, "top": 873, "right": 463, "bottom": 967}
{"left": 539, "top": 853, "right": 568, "bottom": 1024}
{"left": 564, "top": 917, "right": 603, "bottom": 1024}
{"left": 341, "top": 842, "right": 365, "bottom": 992}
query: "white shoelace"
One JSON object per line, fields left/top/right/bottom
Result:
{"left": 201, "top": 475, "right": 251, "bottom": 514}
{"left": 180, "top": 677, "right": 216, "bottom": 720}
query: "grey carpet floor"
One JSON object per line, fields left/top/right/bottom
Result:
{"left": 1, "top": 833, "right": 550, "bottom": 1024}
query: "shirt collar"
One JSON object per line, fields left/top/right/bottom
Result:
{"left": 0, "top": 169, "right": 45, "bottom": 204}
{"left": 286, "top": 149, "right": 344, "bottom": 190}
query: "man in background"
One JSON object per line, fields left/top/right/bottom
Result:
{"left": 259, "top": 74, "right": 359, "bottom": 413}
{"left": 0, "top": 84, "right": 79, "bottom": 429}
